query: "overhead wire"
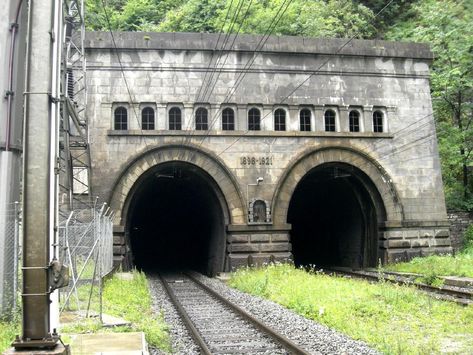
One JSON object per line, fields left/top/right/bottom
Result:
{"left": 180, "top": 0, "right": 254, "bottom": 148}
{"left": 189, "top": 0, "right": 294, "bottom": 151}
{"left": 215, "top": 0, "right": 396, "bottom": 157}
{"left": 97, "top": 0, "right": 448, "bottom": 204}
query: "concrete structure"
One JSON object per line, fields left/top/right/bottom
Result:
{"left": 0, "top": 0, "right": 26, "bottom": 316}
{"left": 84, "top": 32, "right": 451, "bottom": 274}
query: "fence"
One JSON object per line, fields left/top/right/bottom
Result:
{"left": 58, "top": 204, "right": 114, "bottom": 320}
{"left": 0, "top": 202, "right": 20, "bottom": 318}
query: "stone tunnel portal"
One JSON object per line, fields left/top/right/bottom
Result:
{"left": 127, "top": 162, "right": 227, "bottom": 276}
{"left": 288, "top": 163, "right": 383, "bottom": 269}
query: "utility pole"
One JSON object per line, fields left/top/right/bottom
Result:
{"left": 6, "top": 0, "right": 68, "bottom": 352}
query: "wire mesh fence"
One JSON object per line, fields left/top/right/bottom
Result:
{"left": 58, "top": 204, "right": 114, "bottom": 321}
{"left": 0, "top": 201, "right": 114, "bottom": 320}
{"left": 0, "top": 202, "right": 20, "bottom": 318}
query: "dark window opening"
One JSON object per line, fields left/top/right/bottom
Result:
{"left": 373, "top": 111, "right": 383, "bottom": 133}
{"left": 300, "top": 109, "right": 311, "bottom": 131}
{"left": 248, "top": 108, "right": 261, "bottom": 131}
{"left": 195, "top": 107, "right": 209, "bottom": 130}
{"left": 222, "top": 108, "right": 235, "bottom": 131}
{"left": 253, "top": 200, "right": 267, "bottom": 222}
{"left": 142, "top": 107, "right": 155, "bottom": 130}
{"left": 274, "top": 109, "right": 286, "bottom": 131}
{"left": 114, "top": 106, "right": 128, "bottom": 130}
{"left": 325, "top": 110, "right": 336, "bottom": 132}
{"left": 169, "top": 107, "right": 182, "bottom": 130}
{"left": 349, "top": 111, "right": 360, "bottom": 132}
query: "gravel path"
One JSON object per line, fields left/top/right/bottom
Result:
{"left": 147, "top": 272, "right": 379, "bottom": 355}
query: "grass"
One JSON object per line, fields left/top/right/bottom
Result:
{"left": 229, "top": 263, "right": 473, "bottom": 354}
{"left": 0, "top": 316, "right": 20, "bottom": 352}
{"left": 61, "top": 270, "right": 171, "bottom": 352}
{"left": 384, "top": 247, "right": 473, "bottom": 278}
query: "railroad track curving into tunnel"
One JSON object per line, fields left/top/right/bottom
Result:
{"left": 323, "top": 267, "right": 473, "bottom": 306}
{"left": 158, "top": 271, "right": 311, "bottom": 355}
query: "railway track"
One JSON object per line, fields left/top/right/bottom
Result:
{"left": 159, "top": 271, "right": 311, "bottom": 355}
{"left": 324, "top": 267, "right": 473, "bottom": 306}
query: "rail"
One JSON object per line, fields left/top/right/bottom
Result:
{"left": 324, "top": 267, "right": 472, "bottom": 306}
{"left": 159, "top": 271, "right": 311, "bottom": 355}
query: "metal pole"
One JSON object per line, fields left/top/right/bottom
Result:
{"left": 13, "top": 201, "right": 19, "bottom": 312}
{"left": 12, "top": 0, "right": 60, "bottom": 348}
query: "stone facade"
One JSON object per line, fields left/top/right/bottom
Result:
{"left": 447, "top": 211, "right": 472, "bottom": 251}
{"left": 84, "top": 32, "right": 451, "bottom": 270}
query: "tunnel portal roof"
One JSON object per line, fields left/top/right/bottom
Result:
{"left": 84, "top": 31, "right": 432, "bottom": 60}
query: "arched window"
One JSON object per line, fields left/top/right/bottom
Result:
{"left": 300, "top": 109, "right": 311, "bottom": 131}
{"left": 114, "top": 106, "right": 128, "bottom": 130}
{"left": 373, "top": 110, "right": 383, "bottom": 132}
{"left": 169, "top": 107, "right": 182, "bottom": 130}
{"left": 195, "top": 107, "right": 208, "bottom": 130}
{"left": 349, "top": 110, "right": 360, "bottom": 132}
{"left": 253, "top": 200, "right": 267, "bottom": 222}
{"left": 222, "top": 108, "right": 235, "bottom": 131}
{"left": 248, "top": 108, "right": 261, "bottom": 131}
{"left": 274, "top": 108, "right": 286, "bottom": 131}
{"left": 248, "top": 198, "right": 271, "bottom": 223}
{"left": 141, "top": 107, "right": 155, "bottom": 130}
{"left": 324, "top": 109, "right": 336, "bottom": 132}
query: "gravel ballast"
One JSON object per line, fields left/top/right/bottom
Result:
{"left": 147, "top": 272, "right": 379, "bottom": 354}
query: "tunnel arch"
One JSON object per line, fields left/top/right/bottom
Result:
{"left": 108, "top": 144, "right": 245, "bottom": 274}
{"left": 272, "top": 146, "right": 404, "bottom": 267}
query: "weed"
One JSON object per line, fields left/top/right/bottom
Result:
{"left": 229, "top": 263, "right": 473, "bottom": 354}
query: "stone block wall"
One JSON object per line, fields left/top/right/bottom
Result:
{"left": 447, "top": 211, "right": 472, "bottom": 251}
{"left": 83, "top": 32, "right": 453, "bottom": 269}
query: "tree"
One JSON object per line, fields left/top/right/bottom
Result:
{"left": 387, "top": 0, "right": 473, "bottom": 209}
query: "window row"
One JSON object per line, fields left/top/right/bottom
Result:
{"left": 114, "top": 106, "right": 386, "bottom": 133}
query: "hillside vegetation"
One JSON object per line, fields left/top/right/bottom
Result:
{"left": 86, "top": 0, "right": 473, "bottom": 210}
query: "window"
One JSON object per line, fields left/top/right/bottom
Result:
{"left": 195, "top": 107, "right": 208, "bottom": 130}
{"left": 324, "top": 109, "right": 336, "bottom": 132}
{"left": 141, "top": 107, "right": 155, "bottom": 130}
{"left": 349, "top": 110, "right": 360, "bottom": 132}
{"left": 300, "top": 109, "right": 311, "bottom": 131}
{"left": 373, "top": 110, "right": 383, "bottom": 132}
{"left": 222, "top": 108, "right": 235, "bottom": 130}
{"left": 169, "top": 107, "right": 182, "bottom": 130}
{"left": 253, "top": 200, "right": 267, "bottom": 222}
{"left": 114, "top": 106, "right": 128, "bottom": 130}
{"left": 274, "top": 108, "right": 286, "bottom": 131}
{"left": 248, "top": 108, "right": 261, "bottom": 131}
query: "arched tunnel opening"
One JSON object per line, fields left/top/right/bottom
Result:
{"left": 127, "top": 162, "right": 227, "bottom": 276}
{"left": 288, "top": 163, "right": 382, "bottom": 269}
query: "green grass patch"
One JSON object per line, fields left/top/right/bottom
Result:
{"left": 229, "top": 263, "right": 473, "bottom": 354}
{"left": 63, "top": 270, "right": 171, "bottom": 352}
{"left": 384, "top": 249, "right": 473, "bottom": 278}
{"left": 0, "top": 315, "right": 20, "bottom": 352}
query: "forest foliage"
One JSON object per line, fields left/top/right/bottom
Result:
{"left": 85, "top": 0, "right": 473, "bottom": 210}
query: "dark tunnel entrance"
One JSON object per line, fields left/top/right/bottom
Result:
{"left": 127, "top": 162, "right": 227, "bottom": 276}
{"left": 288, "top": 163, "right": 382, "bottom": 269}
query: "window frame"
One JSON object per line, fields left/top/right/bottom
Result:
{"left": 114, "top": 106, "right": 128, "bottom": 130}
{"left": 373, "top": 110, "right": 384, "bottom": 133}
{"left": 324, "top": 109, "right": 336, "bottom": 132}
{"left": 248, "top": 107, "right": 261, "bottom": 131}
{"left": 195, "top": 107, "right": 209, "bottom": 131}
{"left": 349, "top": 110, "right": 360, "bottom": 132}
{"left": 299, "top": 108, "right": 311, "bottom": 131}
{"left": 141, "top": 106, "right": 155, "bottom": 130}
{"left": 222, "top": 107, "right": 235, "bottom": 131}
{"left": 274, "top": 108, "right": 286, "bottom": 131}
{"left": 168, "top": 106, "right": 182, "bottom": 130}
